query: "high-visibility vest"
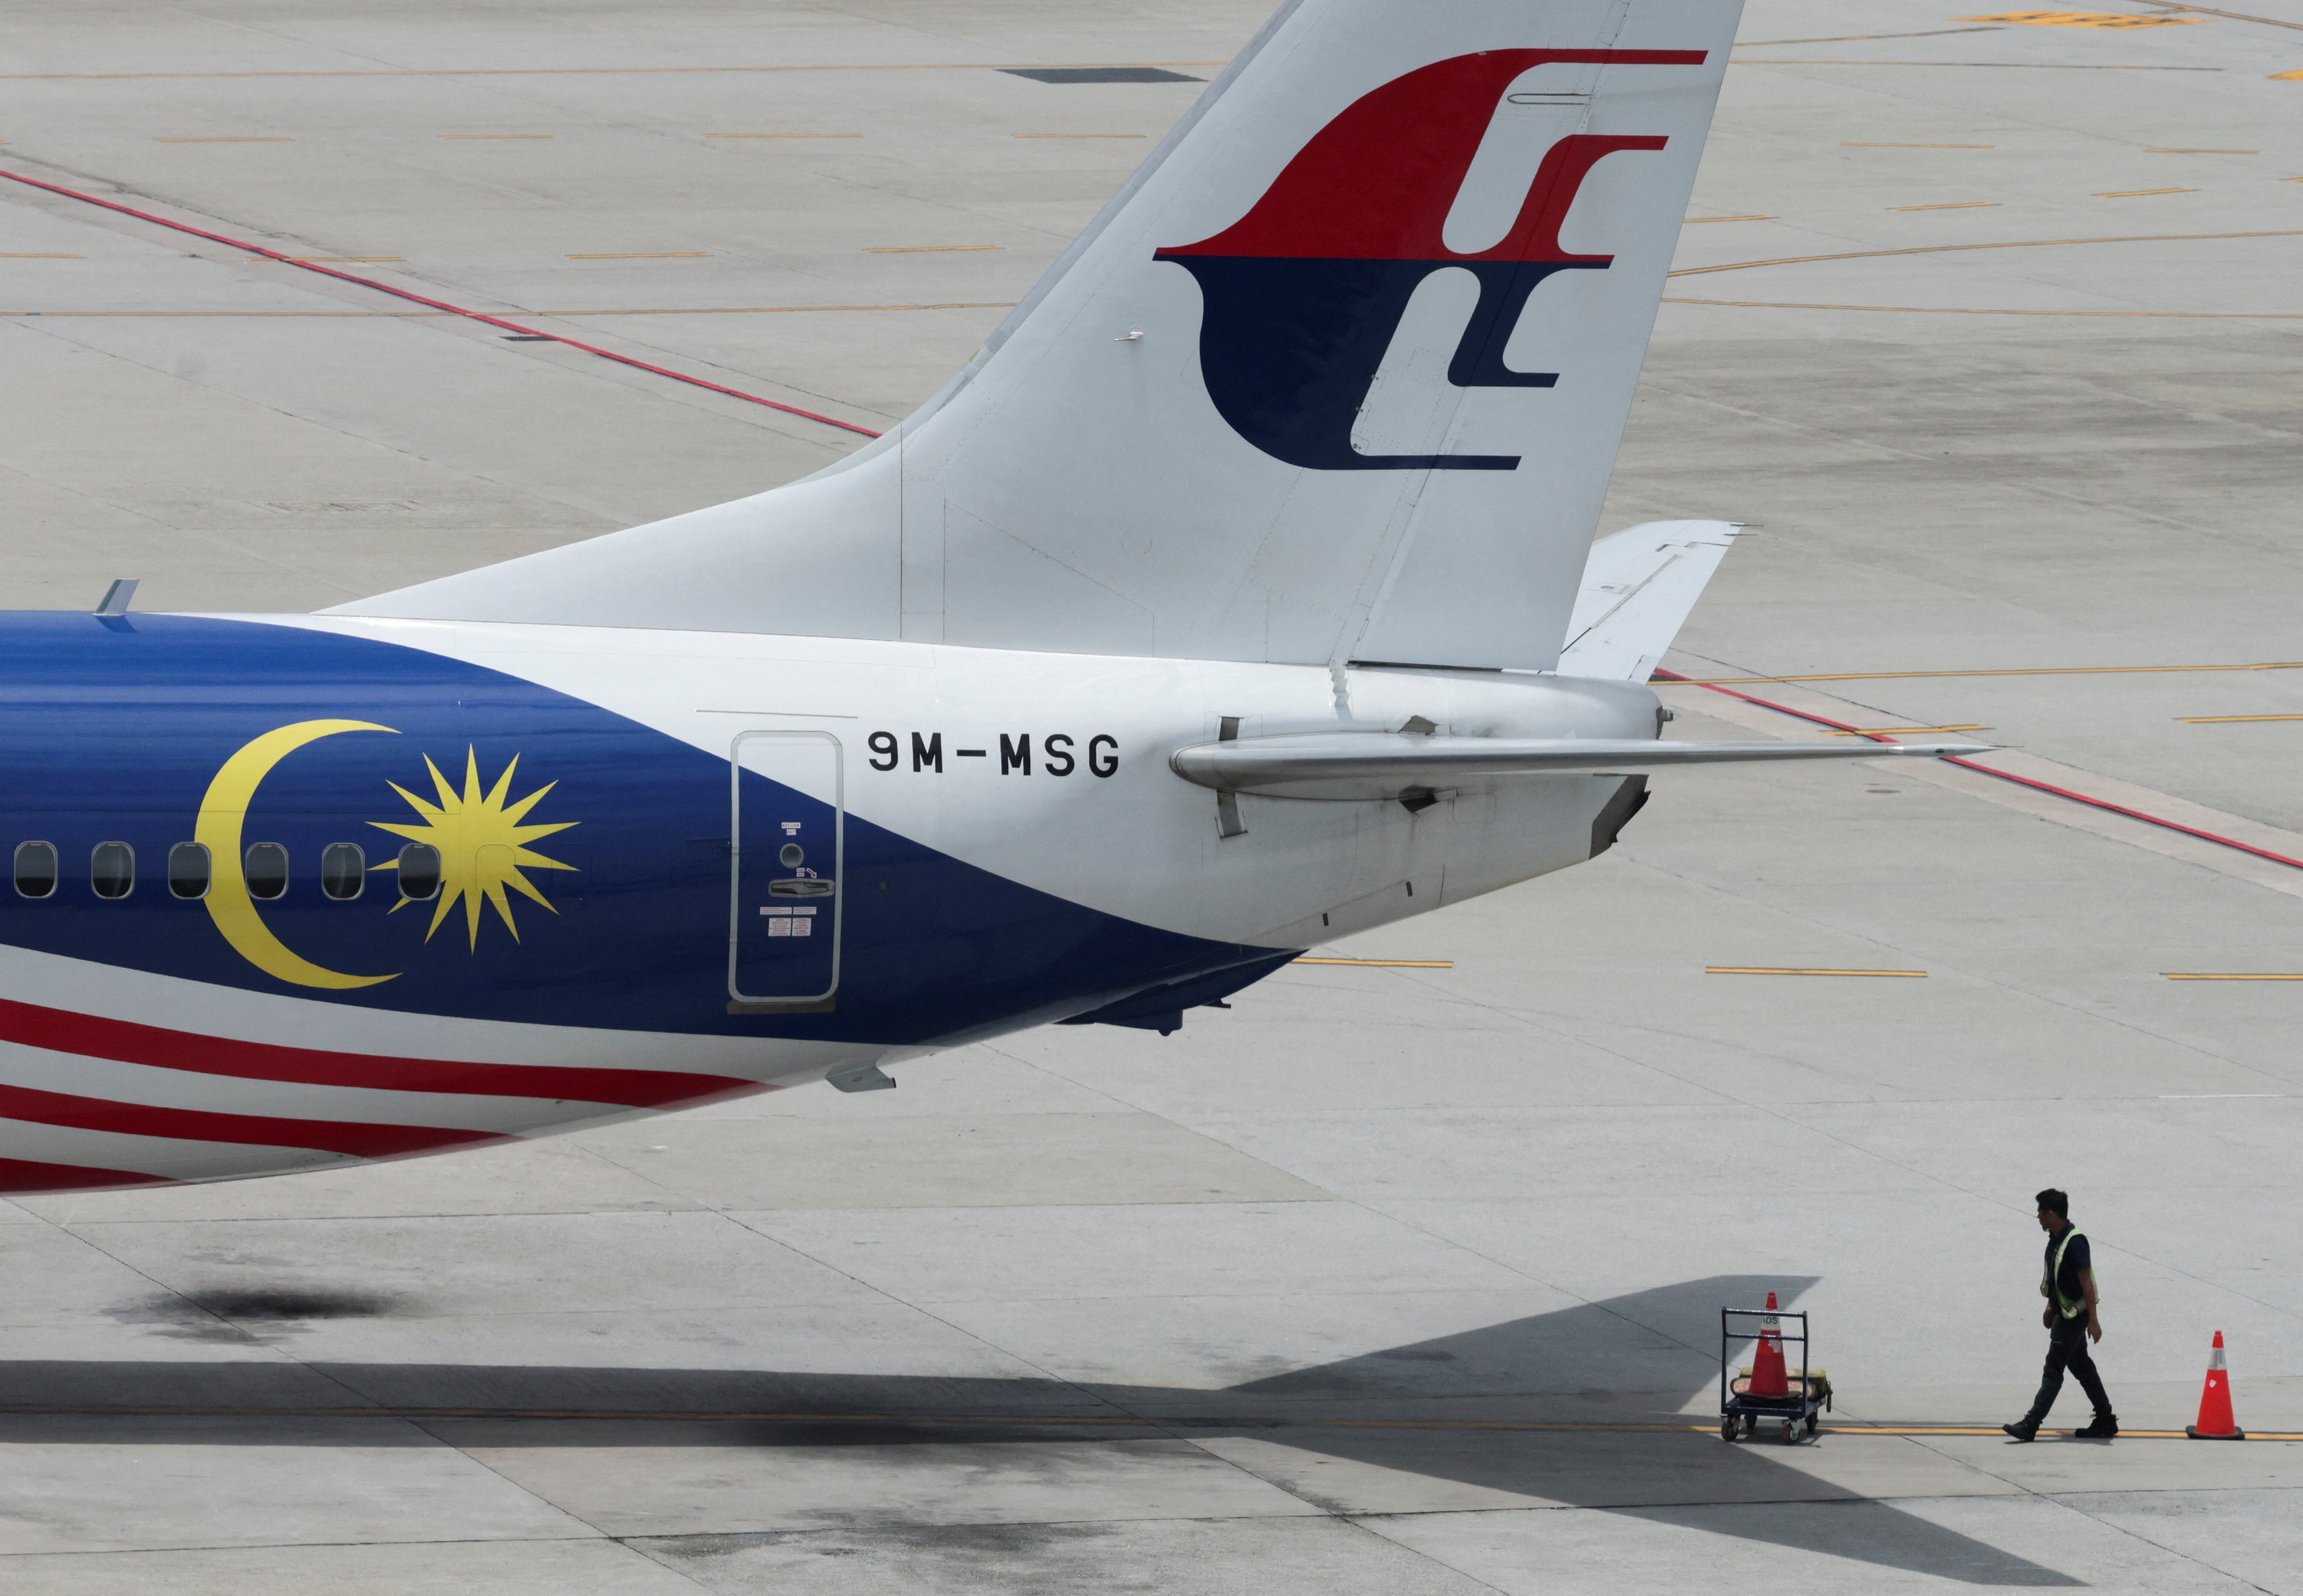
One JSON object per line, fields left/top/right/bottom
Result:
{"left": 2040, "top": 1226, "right": 2089, "bottom": 1319}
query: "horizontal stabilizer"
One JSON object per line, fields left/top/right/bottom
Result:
{"left": 1558, "top": 520, "right": 1739, "bottom": 681}
{"left": 1171, "top": 734, "right": 1990, "bottom": 801}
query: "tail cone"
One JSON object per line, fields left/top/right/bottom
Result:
{"left": 1748, "top": 1290, "right": 1791, "bottom": 1398}
{"left": 2187, "top": 1331, "right": 2245, "bottom": 1439}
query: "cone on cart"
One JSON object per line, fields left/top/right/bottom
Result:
{"left": 2187, "top": 1331, "right": 2244, "bottom": 1440}
{"left": 1747, "top": 1290, "right": 1791, "bottom": 1398}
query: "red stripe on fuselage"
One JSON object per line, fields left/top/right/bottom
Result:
{"left": 0, "top": 1080, "right": 505, "bottom": 1159}
{"left": 0, "top": 996, "right": 759, "bottom": 1109}
{"left": 0, "top": 1154, "right": 172, "bottom": 1194}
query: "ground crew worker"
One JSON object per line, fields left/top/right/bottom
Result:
{"left": 2004, "top": 1187, "right": 2116, "bottom": 1441}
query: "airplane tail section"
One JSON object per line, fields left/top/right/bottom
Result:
{"left": 335, "top": 0, "right": 1744, "bottom": 670}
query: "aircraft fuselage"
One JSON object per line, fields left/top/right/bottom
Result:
{"left": 0, "top": 611, "right": 1656, "bottom": 1192}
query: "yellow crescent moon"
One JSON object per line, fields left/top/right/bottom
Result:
{"left": 196, "top": 718, "right": 400, "bottom": 990}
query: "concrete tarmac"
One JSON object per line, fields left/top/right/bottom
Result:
{"left": 3, "top": 0, "right": 2303, "bottom": 1590}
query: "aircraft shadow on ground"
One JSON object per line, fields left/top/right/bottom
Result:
{"left": 14, "top": 1272, "right": 2074, "bottom": 1586}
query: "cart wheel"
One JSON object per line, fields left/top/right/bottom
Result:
{"left": 1806, "top": 1413, "right": 1821, "bottom": 1437}
{"left": 1721, "top": 1418, "right": 1738, "bottom": 1443}
{"left": 1781, "top": 1420, "right": 1800, "bottom": 1445}
{"left": 1742, "top": 1414, "right": 1756, "bottom": 1436}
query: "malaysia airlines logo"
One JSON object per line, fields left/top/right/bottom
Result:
{"left": 1154, "top": 49, "right": 1706, "bottom": 472}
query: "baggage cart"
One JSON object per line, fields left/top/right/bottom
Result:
{"left": 1719, "top": 1305, "right": 1830, "bottom": 1444}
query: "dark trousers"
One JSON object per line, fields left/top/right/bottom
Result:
{"left": 2026, "top": 1312, "right": 2112, "bottom": 1423}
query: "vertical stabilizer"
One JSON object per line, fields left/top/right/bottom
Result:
{"left": 336, "top": 0, "right": 1744, "bottom": 671}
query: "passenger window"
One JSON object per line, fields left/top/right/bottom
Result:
{"left": 321, "top": 842, "right": 365, "bottom": 901}
{"left": 397, "top": 841, "right": 442, "bottom": 901}
{"left": 13, "top": 842, "right": 57, "bottom": 899}
{"left": 91, "top": 841, "right": 134, "bottom": 900}
{"left": 167, "top": 842, "right": 211, "bottom": 900}
{"left": 244, "top": 842, "right": 289, "bottom": 901}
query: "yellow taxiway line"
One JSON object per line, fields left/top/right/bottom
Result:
{"left": 1708, "top": 967, "right": 1928, "bottom": 977}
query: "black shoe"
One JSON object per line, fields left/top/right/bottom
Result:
{"left": 2073, "top": 1414, "right": 2118, "bottom": 1439}
{"left": 2002, "top": 1420, "right": 2038, "bottom": 1442}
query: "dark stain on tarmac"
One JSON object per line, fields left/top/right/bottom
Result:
{"left": 108, "top": 1288, "right": 404, "bottom": 1341}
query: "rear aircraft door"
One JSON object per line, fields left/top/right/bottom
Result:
{"left": 729, "top": 731, "right": 842, "bottom": 1009}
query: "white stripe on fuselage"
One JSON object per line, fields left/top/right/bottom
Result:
{"left": 0, "top": 1039, "right": 627, "bottom": 1132}
{"left": 0, "top": 940, "right": 867, "bottom": 1083}
{"left": 0, "top": 1115, "right": 358, "bottom": 1182}
{"left": 250, "top": 615, "right": 1659, "bottom": 946}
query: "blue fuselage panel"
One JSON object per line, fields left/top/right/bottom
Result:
{"left": 0, "top": 614, "right": 1249, "bottom": 1043}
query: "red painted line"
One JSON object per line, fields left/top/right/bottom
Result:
{"left": 0, "top": 168, "right": 883, "bottom": 439}
{"left": 0, "top": 996, "right": 760, "bottom": 1109}
{"left": 0, "top": 1154, "right": 170, "bottom": 1195}
{"left": 0, "top": 1079, "right": 503, "bottom": 1160}
{"left": 1936, "top": 762, "right": 2303, "bottom": 871}
{"left": 1652, "top": 669, "right": 2303, "bottom": 873}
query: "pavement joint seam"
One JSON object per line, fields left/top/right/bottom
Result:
{"left": 1669, "top": 296, "right": 2303, "bottom": 320}
{"left": 2033, "top": 1485, "right": 2282, "bottom": 1594}
{"left": 1651, "top": 662, "right": 2303, "bottom": 1333}
{"left": 1661, "top": 653, "right": 2303, "bottom": 1075}
{"left": 14, "top": 1405, "right": 2292, "bottom": 1439}
{"left": 1647, "top": 381, "right": 2264, "bottom": 541}
{"left": 0, "top": 1532, "right": 628, "bottom": 1563}
{"left": 974, "top": 1040, "right": 1663, "bottom": 1391}
{"left": 1341, "top": 1511, "right": 1519, "bottom": 1594}
{"left": 404, "top": 1414, "right": 623, "bottom": 1543}
{"left": 1321, "top": 904, "right": 2087, "bottom": 1361}
{"left": 710, "top": 1200, "right": 1155, "bottom": 1431}
{"left": 0, "top": 61, "right": 1233, "bottom": 81}
{"left": 0, "top": 270, "right": 760, "bottom": 538}
{"left": 0, "top": 162, "right": 889, "bottom": 438}
{"left": 1669, "top": 229, "right": 2303, "bottom": 280}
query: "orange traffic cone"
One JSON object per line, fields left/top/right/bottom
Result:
{"left": 2187, "top": 1331, "right": 2244, "bottom": 1439}
{"left": 1748, "top": 1290, "right": 1790, "bottom": 1398}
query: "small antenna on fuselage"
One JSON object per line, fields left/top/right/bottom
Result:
{"left": 95, "top": 579, "right": 140, "bottom": 617}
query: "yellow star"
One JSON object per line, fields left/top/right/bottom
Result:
{"left": 370, "top": 749, "right": 578, "bottom": 949}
